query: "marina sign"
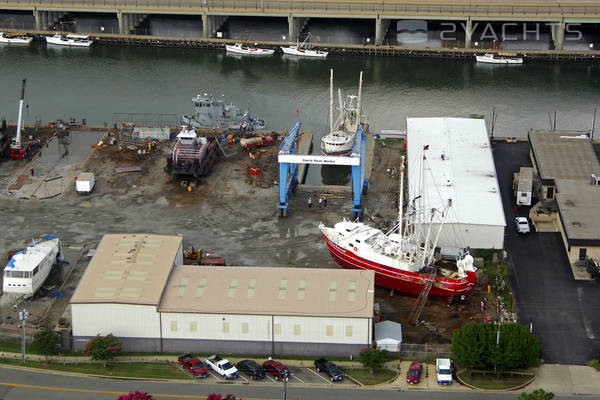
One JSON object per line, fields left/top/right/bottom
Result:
{"left": 278, "top": 154, "right": 360, "bottom": 166}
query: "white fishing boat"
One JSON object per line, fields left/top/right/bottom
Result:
{"left": 281, "top": 33, "right": 327, "bottom": 58}
{"left": 475, "top": 53, "right": 523, "bottom": 64}
{"left": 45, "top": 33, "right": 93, "bottom": 47}
{"left": 0, "top": 32, "right": 33, "bottom": 44}
{"left": 321, "top": 69, "right": 366, "bottom": 156}
{"left": 3, "top": 235, "right": 62, "bottom": 297}
{"left": 225, "top": 43, "right": 274, "bottom": 55}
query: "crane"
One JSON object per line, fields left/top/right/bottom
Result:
{"left": 10, "top": 79, "right": 30, "bottom": 158}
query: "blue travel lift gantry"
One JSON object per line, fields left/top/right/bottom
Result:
{"left": 277, "top": 121, "right": 368, "bottom": 219}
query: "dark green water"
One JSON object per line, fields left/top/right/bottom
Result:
{"left": 1, "top": 43, "right": 599, "bottom": 182}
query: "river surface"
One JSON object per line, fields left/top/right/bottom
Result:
{"left": 1, "top": 43, "right": 599, "bottom": 183}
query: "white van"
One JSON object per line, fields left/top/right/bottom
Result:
{"left": 436, "top": 358, "right": 453, "bottom": 385}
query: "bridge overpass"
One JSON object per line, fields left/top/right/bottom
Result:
{"left": 1, "top": 0, "right": 599, "bottom": 49}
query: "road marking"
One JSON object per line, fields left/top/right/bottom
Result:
{"left": 578, "top": 287, "right": 596, "bottom": 339}
{"left": 238, "top": 374, "right": 249, "bottom": 383}
{"left": 306, "top": 367, "right": 332, "bottom": 384}
{"left": 209, "top": 371, "right": 221, "bottom": 380}
{"left": 0, "top": 381, "right": 274, "bottom": 399}
{"left": 264, "top": 374, "right": 276, "bottom": 382}
{"left": 291, "top": 373, "right": 304, "bottom": 383}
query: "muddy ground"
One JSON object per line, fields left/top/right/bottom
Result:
{"left": 0, "top": 129, "right": 496, "bottom": 344}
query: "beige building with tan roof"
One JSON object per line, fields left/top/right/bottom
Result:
{"left": 71, "top": 234, "right": 375, "bottom": 355}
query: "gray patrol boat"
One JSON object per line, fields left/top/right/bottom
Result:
{"left": 182, "top": 93, "right": 266, "bottom": 130}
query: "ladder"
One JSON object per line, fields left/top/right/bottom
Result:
{"left": 215, "top": 137, "right": 231, "bottom": 158}
{"left": 408, "top": 268, "right": 437, "bottom": 324}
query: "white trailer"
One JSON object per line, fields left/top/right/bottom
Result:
{"left": 516, "top": 167, "right": 533, "bottom": 206}
{"left": 76, "top": 172, "right": 95, "bottom": 194}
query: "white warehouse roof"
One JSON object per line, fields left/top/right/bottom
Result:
{"left": 407, "top": 117, "right": 505, "bottom": 231}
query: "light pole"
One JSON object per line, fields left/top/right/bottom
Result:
{"left": 283, "top": 373, "right": 288, "bottom": 400}
{"left": 19, "top": 309, "right": 30, "bottom": 363}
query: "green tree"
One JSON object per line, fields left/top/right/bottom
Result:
{"left": 451, "top": 322, "right": 539, "bottom": 371}
{"left": 83, "top": 334, "right": 122, "bottom": 367}
{"left": 358, "top": 348, "right": 387, "bottom": 375}
{"left": 33, "top": 328, "right": 61, "bottom": 363}
{"left": 518, "top": 389, "right": 555, "bottom": 400}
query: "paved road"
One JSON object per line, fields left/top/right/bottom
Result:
{"left": 0, "top": 0, "right": 598, "bottom": 18}
{"left": 492, "top": 141, "right": 600, "bottom": 365}
{"left": 0, "top": 366, "right": 599, "bottom": 400}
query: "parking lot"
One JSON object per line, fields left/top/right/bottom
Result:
{"left": 178, "top": 362, "right": 358, "bottom": 387}
{"left": 493, "top": 140, "right": 600, "bottom": 364}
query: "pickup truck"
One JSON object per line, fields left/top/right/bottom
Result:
{"left": 206, "top": 355, "right": 239, "bottom": 379}
{"left": 515, "top": 217, "right": 531, "bottom": 234}
{"left": 178, "top": 353, "right": 209, "bottom": 378}
{"left": 436, "top": 358, "right": 453, "bottom": 385}
{"left": 314, "top": 358, "right": 344, "bottom": 381}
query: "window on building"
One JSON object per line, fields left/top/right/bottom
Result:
{"left": 579, "top": 248, "right": 587, "bottom": 260}
{"left": 241, "top": 322, "right": 249, "bottom": 334}
{"left": 222, "top": 321, "right": 230, "bottom": 333}
{"left": 546, "top": 186, "right": 554, "bottom": 199}
{"left": 293, "top": 324, "right": 301, "bottom": 336}
{"left": 345, "top": 326, "right": 353, "bottom": 337}
{"left": 274, "top": 323, "right": 281, "bottom": 335}
{"left": 170, "top": 321, "right": 177, "bottom": 332}
{"left": 326, "top": 325, "right": 333, "bottom": 336}
{"left": 190, "top": 321, "right": 197, "bottom": 332}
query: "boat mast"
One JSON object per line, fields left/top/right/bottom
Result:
{"left": 426, "top": 199, "right": 452, "bottom": 266}
{"left": 398, "top": 155, "right": 405, "bottom": 239}
{"left": 357, "top": 71, "right": 363, "bottom": 122}
{"left": 14, "top": 79, "right": 26, "bottom": 149}
{"left": 329, "top": 69, "right": 334, "bottom": 133}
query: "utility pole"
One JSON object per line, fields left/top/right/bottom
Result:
{"left": 19, "top": 308, "right": 30, "bottom": 363}
{"left": 283, "top": 373, "right": 288, "bottom": 400}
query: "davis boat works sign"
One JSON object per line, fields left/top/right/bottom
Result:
{"left": 278, "top": 154, "right": 360, "bottom": 166}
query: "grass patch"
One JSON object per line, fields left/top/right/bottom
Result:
{"left": 589, "top": 359, "right": 600, "bottom": 371}
{"left": 344, "top": 368, "right": 396, "bottom": 385}
{"left": 0, "top": 359, "right": 190, "bottom": 380}
{"left": 458, "top": 371, "right": 533, "bottom": 390}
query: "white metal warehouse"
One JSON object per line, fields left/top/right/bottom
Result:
{"left": 71, "top": 233, "right": 375, "bottom": 356}
{"left": 407, "top": 118, "right": 505, "bottom": 250}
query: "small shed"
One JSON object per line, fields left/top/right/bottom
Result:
{"left": 374, "top": 320, "right": 402, "bottom": 352}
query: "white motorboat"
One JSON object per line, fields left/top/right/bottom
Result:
{"left": 321, "top": 69, "right": 367, "bottom": 156}
{"left": 281, "top": 33, "right": 327, "bottom": 58}
{"left": 45, "top": 33, "right": 93, "bottom": 47}
{"left": 225, "top": 43, "right": 274, "bottom": 55}
{"left": 0, "top": 32, "right": 33, "bottom": 44}
{"left": 475, "top": 53, "right": 523, "bottom": 64}
{"left": 3, "top": 235, "right": 62, "bottom": 297}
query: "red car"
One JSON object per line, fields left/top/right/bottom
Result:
{"left": 178, "top": 353, "right": 209, "bottom": 378}
{"left": 263, "top": 360, "right": 290, "bottom": 381}
{"left": 406, "top": 361, "right": 423, "bottom": 384}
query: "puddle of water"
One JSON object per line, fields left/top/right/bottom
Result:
{"left": 36, "top": 131, "right": 105, "bottom": 171}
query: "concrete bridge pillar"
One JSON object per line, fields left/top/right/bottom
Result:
{"left": 465, "top": 18, "right": 472, "bottom": 49}
{"left": 118, "top": 11, "right": 125, "bottom": 35}
{"left": 34, "top": 9, "right": 41, "bottom": 30}
{"left": 553, "top": 21, "right": 565, "bottom": 50}
{"left": 375, "top": 16, "right": 390, "bottom": 45}
{"left": 40, "top": 11, "right": 48, "bottom": 30}
{"left": 202, "top": 14, "right": 228, "bottom": 38}
{"left": 288, "top": 16, "right": 308, "bottom": 42}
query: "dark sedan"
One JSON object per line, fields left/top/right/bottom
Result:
{"left": 236, "top": 359, "right": 265, "bottom": 379}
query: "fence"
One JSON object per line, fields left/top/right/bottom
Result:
{"left": 399, "top": 343, "right": 451, "bottom": 362}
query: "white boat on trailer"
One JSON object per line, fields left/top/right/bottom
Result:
{"left": 225, "top": 43, "right": 274, "bottom": 55}
{"left": 3, "top": 235, "right": 62, "bottom": 298}
{"left": 475, "top": 53, "right": 523, "bottom": 64}
{"left": 321, "top": 69, "right": 366, "bottom": 156}
{"left": 0, "top": 32, "right": 33, "bottom": 44}
{"left": 46, "top": 33, "right": 93, "bottom": 47}
{"left": 281, "top": 33, "right": 327, "bottom": 58}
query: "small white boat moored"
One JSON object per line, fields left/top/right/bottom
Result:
{"left": 0, "top": 32, "right": 33, "bottom": 44}
{"left": 45, "top": 33, "right": 93, "bottom": 47}
{"left": 225, "top": 43, "right": 274, "bottom": 55}
{"left": 3, "top": 235, "right": 62, "bottom": 297}
{"left": 281, "top": 33, "right": 328, "bottom": 58}
{"left": 475, "top": 53, "right": 523, "bottom": 64}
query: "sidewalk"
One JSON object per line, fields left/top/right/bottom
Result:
{"left": 1, "top": 351, "right": 599, "bottom": 395}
